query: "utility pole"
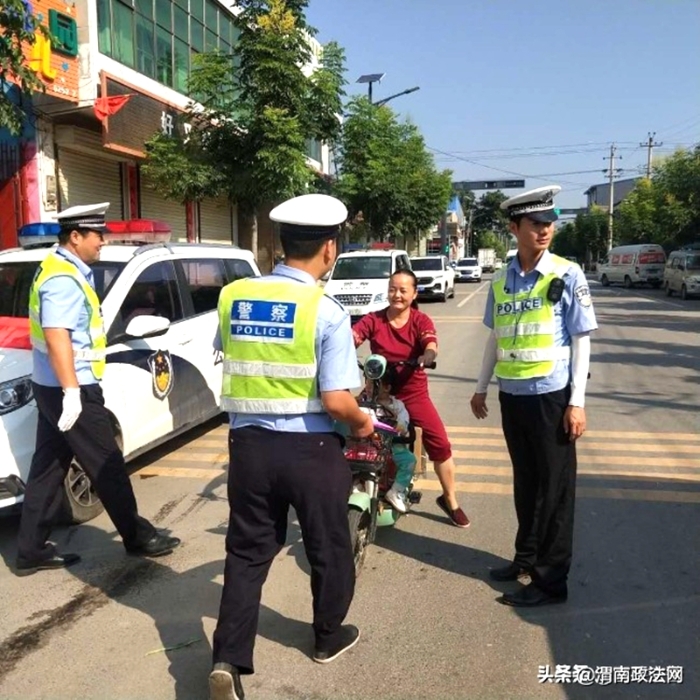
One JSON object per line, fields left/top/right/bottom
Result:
{"left": 640, "top": 131, "right": 662, "bottom": 178}
{"left": 603, "top": 143, "right": 622, "bottom": 252}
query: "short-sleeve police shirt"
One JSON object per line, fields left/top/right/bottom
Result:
{"left": 482, "top": 250, "right": 598, "bottom": 396}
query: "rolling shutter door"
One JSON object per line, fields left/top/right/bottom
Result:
{"left": 140, "top": 171, "right": 188, "bottom": 242}
{"left": 58, "top": 149, "right": 124, "bottom": 218}
{"left": 199, "top": 198, "right": 236, "bottom": 244}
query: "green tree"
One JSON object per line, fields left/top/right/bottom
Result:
{"left": 0, "top": 1, "right": 50, "bottom": 134}
{"left": 615, "top": 146, "right": 700, "bottom": 250}
{"left": 142, "top": 0, "right": 346, "bottom": 261}
{"left": 551, "top": 221, "right": 579, "bottom": 258}
{"left": 573, "top": 206, "right": 609, "bottom": 263}
{"left": 334, "top": 97, "right": 452, "bottom": 244}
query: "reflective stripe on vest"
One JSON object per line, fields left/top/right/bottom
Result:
{"left": 29, "top": 253, "right": 107, "bottom": 380}
{"left": 492, "top": 255, "right": 572, "bottom": 380}
{"left": 218, "top": 278, "right": 325, "bottom": 415}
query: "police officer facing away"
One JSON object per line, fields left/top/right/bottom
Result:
{"left": 15, "top": 203, "right": 180, "bottom": 575}
{"left": 470, "top": 186, "right": 598, "bottom": 607}
{"left": 209, "top": 194, "right": 374, "bottom": 700}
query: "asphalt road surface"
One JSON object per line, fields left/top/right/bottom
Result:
{"left": 0, "top": 277, "right": 698, "bottom": 700}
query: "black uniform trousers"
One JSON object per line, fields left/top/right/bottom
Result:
{"left": 16, "top": 383, "right": 155, "bottom": 564}
{"left": 499, "top": 387, "right": 577, "bottom": 596}
{"left": 212, "top": 426, "right": 355, "bottom": 675}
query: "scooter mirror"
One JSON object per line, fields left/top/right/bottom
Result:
{"left": 364, "top": 354, "right": 387, "bottom": 380}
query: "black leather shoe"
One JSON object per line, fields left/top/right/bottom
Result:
{"left": 313, "top": 625, "right": 361, "bottom": 664}
{"left": 125, "top": 532, "right": 181, "bottom": 558}
{"left": 499, "top": 582, "right": 567, "bottom": 607}
{"left": 489, "top": 562, "right": 532, "bottom": 582}
{"left": 209, "top": 662, "right": 245, "bottom": 700}
{"left": 15, "top": 552, "right": 81, "bottom": 576}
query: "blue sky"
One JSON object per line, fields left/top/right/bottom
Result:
{"left": 307, "top": 0, "right": 700, "bottom": 209}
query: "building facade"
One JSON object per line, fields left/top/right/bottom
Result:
{"left": 584, "top": 177, "right": 641, "bottom": 211}
{"left": 2, "top": 0, "right": 330, "bottom": 256}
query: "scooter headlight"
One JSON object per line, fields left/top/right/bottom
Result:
{"left": 364, "top": 354, "right": 387, "bottom": 381}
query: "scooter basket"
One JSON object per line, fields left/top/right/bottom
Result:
{"left": 344, "top": 429, "right": 394, "bottom": 471}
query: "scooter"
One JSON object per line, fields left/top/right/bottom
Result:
{"left": 343, "top": 353, "right": 434, "bottom": 576}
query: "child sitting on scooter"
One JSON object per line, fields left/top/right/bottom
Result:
{"left": 363, "top": 369, "right": 417, "bottom": 514}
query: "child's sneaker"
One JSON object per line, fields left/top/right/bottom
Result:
{"left": 385, "top": 486, "right": 409, "bottom": 513}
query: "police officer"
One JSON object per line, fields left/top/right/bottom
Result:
{"left": 15, "top": 203, "right": 180, "bottom": 575}
{"left": 470, "top": 186, "right": 598, "bottom": 607}
{"left": 209, "top": 194, "right": 374, "bottom": 700}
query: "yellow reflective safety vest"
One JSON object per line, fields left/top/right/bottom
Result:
{"left": 492, "top": 254, "right": 572, "bottom": 380}
{"left": 29, "top": 252, "right": 107, "bottom": 380}
{"left": 218, "top": 278, "right": 326, "bottom": 414}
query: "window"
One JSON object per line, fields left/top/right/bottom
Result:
{"left": 174, "top": 38, "right": 189, "bottom": 92}
{"left": 96, "top": 0, "right": 112, "bottom": 55}
{"left": 135, "top": 15, "right": 156, "bottom": 78}
{"left": 98, "top": 0, "right": 238, "bottom": 93}
{"left": 113, "top": 2, "right": 135, "bottom": 67}
{"left": 179, "top": 259, "right": 227, "bottom": 315}
{"left": 224, "top": 258, "right": 256, "bottom": 283}
{"left": 109, "top": 261, "right": 183, "bottom": 341}
{"left": 156, "top": 25, "right": 173, "bottom": 86}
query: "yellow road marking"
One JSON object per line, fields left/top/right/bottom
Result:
{"left": 153, "top": 452, "right": 228, "bottom": 464}
{"left": 453, "top": 450, "right": 700, "bottom": 468}
{"left": 445, "top": 426, "right": 700, "bottom": 441}
{"left": 413, "top": 479, "right": 700, "bottom": 504}
{"left": 449, "top": 465, "right": 700, "bottom": 482}
{"left": 448, "top": 436, "right": 700, "bottom": 454}
{"left": 136, "top": 466, "right": 225, "bottom": 478}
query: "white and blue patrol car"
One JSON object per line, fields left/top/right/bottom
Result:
{"left": 0, "top": 220, "right": 261, "bottom": 522}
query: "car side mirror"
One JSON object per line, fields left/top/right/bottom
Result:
{"left": 124, "top": 315, "right": 171, "bottom": 339}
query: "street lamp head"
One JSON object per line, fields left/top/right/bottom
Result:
{"left": 357, "top": 73, "right": 385, "bottom": 84}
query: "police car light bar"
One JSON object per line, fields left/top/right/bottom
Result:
{"left": 105, "top": 219, "right": 172, "bottom": 244}
{"left": 17, "top": 220, "right": 173, "bottom": 249}
{"left": 17, "top": 223, "right": 61, "bottom": 249}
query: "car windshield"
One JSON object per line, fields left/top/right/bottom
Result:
{"left": 411, "top": 259, "right": 442, "bottom": 271}
{"left": 458, "top": 258, "right": 478, "bottom": 266}
{"left": 687, "top": 254, "right": 700, "bottom": 270}
{"left": 331, "top": 256, "right": 392, "bottom": 280}
{"left": 0, "top": 260, "right": 126, "bottom": 317}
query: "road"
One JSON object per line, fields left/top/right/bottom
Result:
{"left": 0, "top": 278, "right": 698, "bottom": 700}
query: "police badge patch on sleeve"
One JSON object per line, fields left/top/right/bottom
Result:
{"left": 574, "top": 285, "right": 592, "bottom": 308}
{"left": 148, "top": 350, "right": 174, "bottom": 399}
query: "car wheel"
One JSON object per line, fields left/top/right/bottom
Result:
{"left": 665, "top": 283, "right": 673, "bottom": 297}
{"left": 681, "top": 285, "right": 688, "bottom": 300}
{"left": 58, "top": 423, "right": 121, "bottom": 524}
{"left": 624, "top": 275, "right": 633, "bottom": 289}
{"left": 601, "top": 274, "right": 610, "bottom": 287}
{"left": 450, "top": 283, "right": 455, "bottom": 298}
{"left": 439, "top": 286, "right": 447, "bottom": 302}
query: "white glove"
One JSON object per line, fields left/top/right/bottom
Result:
{"left": 58, "top": 388, "right": 82, "bottom": 432}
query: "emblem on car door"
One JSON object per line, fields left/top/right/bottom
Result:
{"left": 148, "top": 349, "right": 174, "bottom": 399}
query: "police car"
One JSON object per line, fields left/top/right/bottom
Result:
{"left": 0, "top": 220, "right": 261, "bottom": 522}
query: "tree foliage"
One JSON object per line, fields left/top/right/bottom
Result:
{"left": 551, "top": 205, "right": 609, "bottom": 262}
{"left": 616, "top": 146, "right": 700, "bottom": 250}
{"left": 142, "top": 0, "right": 346, "bottom": 213}
{"left": 0, "top": 1, "right": 50, "bottom": 135}
{"left": 334, "top": 96, "right": 452, "bottom": 240}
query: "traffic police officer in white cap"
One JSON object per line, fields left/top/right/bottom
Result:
{"left": 210, "top": 194, "right": 374, "bottom": 700}
{"left": 470, "top": 186, "right": 598, "bottom": 606}
{"left": 16, "top": 203, "right": 180, "bottom": 575}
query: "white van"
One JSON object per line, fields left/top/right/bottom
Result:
{"left": 324, "top": 249, "right": 411, "bottom": 321}
{"left": 597, "top": 244, "right": 666, "bottom": 288}
{"left": 664, "top": 248, "right": 700, "bottom": 299}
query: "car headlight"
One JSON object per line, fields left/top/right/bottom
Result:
{"left": 373, "top": 293, "right": 387, "bottom": 303}
{"left": 0, "top": 375, "right": 34, "bottom": 415}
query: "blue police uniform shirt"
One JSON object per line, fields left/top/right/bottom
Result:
{"left": 217, "top": 264, "right": 361, "bottom": 432}
{"left": 483, "top": 250, "right": 598, "bottom": 396}
{"left": 33, "top": 248, "right": 101, "bottom": 387}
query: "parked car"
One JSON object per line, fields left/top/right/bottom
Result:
{"left": 454, "top": 257, "right": 482, "bottom": 283}
{"left": 664, "top": 249, "right": 700, "bottom": 299}
{"left": 324, "top": 249, "right": 411, "bottom": 321}
{"left": 597, "top": 244, "right": 666, "bottom": 288}
{"left": 410, "top": 255, "right": 455, "bottom": 302}
{"left": 0, "top": 221, "right": 261, "bottom": 521}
